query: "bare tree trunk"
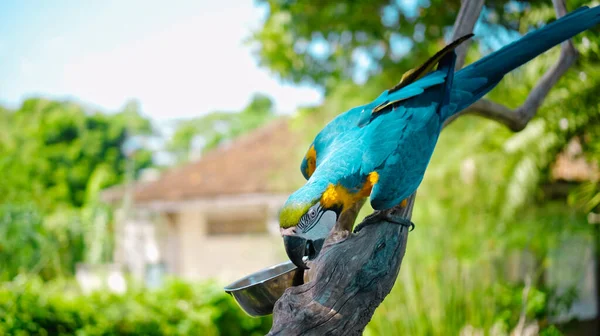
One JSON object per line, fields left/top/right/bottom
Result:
{"left": 269, "top": 0, "right": 578, "bottom": 334}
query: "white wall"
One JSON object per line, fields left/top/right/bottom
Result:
{"left": 112, "top": 197, "right": 288, "bottom": 284}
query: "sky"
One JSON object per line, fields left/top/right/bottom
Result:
{"left": 0, "top": 0, "right": 324, "bottom": 121}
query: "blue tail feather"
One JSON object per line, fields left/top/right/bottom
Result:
{"left": 437, "top": 51, "right": 457, "bottom": 111}
{"left": 444, "top": 5, "right": 600, "bottom": 120}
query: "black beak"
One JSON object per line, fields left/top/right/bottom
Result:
{"left": 308, "top": 238, "right": 325, "bottom": 260}
{"left": 283, "top": 236, "right": 309, "bottom": 269}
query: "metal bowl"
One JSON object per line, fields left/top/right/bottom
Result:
{"left": 224, "top": 260, "right": 302, "bottom": 317}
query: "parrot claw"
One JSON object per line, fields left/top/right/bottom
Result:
{"left": 353, "top": 212, "right": 415, "bottom": 233}
{"left": 384, "top": 216, "right": 415, "bottom": 232}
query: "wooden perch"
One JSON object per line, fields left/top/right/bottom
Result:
{"left": 269, "top": 197, "right": 414, "bottom": 336}
{"left": 269, "top": 0, "right": 578, "bottom": 334}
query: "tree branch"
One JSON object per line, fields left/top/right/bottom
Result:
{"left": 269, "top": 0, "right": 577, "bottom": 334}
{"left": 444, "top": 0, "right": 579, "bottom": 131}
{"left": 452, "top": 0, "right": 485, "bottom": 70}
{"left": 269, "top": 197, "right": 415, "bottom": 336}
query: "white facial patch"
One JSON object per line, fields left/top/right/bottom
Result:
{"left": 302, "top": 210, "right": 337, "bottom": 241}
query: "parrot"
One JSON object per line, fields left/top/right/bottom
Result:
{"left": 278, "top": 5, "right": 600, "bottom": 269}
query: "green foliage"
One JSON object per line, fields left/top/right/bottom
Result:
{"left": 0, "top": 276, "right": 271, "bottom": 336}
{"left": 167, "top": 93, "right": 276, "bottom": 163}
{"left": 0, "top": 201, "right": 115, "bottom": 283}
{"left": 364, "top": 270, "right": 570, "bottom": 335}
{"left": 541, "top": 325, "right": 566, "bottom": 336}
{"left": 362, "top": 182, "right": 590, "bottom": 335}
{"left": 0, "top": 204, "right": 87, "bottom": 282}
{"left": 250, "top": 0, "right": 548, "bottom": 90}
{"left": 496, "top": 0, "right": 600, "bottom": 215}
{"left": 0, "top": 98, "right": 153, "bottom": 212}
{"left": 0, "top": 98, "right": 150, "bottom": 281}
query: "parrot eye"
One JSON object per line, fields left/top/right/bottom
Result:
{"left": 308, "top": 207, "right": 317, "bottom": 219}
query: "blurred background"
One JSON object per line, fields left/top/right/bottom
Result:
{"left": 1, "top": 0, "right": 600, "bottom": 335}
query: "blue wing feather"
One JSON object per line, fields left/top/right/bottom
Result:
{"left": 357, "top": 70, "right": 448, "bottom": 127}
{"left": 303, "top": 69, "right": 448, "bottom": 180}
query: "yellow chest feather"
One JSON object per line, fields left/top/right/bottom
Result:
{"left": 320, "top": 172, "right": 379, "bottom": 210}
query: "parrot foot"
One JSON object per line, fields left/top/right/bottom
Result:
{"left": 353, "top": 211, "right": 415, "bottom": 233}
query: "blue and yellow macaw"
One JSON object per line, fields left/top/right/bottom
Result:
{"left": 279, "top": 5, "right": 600, "bottom": 269}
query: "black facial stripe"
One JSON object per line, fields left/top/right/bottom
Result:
{"left": 297, "top": 216, "right": 307, "bottom": 231}
{"left": 298, "top": 214, "right": 312, "bottom": 231}
{"left": 301, "top": 209, "right": 325, "bottom": 233}
{"left": 298, "top": 219, "right": 307, "bottom": 231}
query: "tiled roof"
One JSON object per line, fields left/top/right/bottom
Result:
{"left": 101, "top": 118, "right": 307, "bottom": 203}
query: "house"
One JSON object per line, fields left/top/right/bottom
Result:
{"left": 101, "top": 118, "right": 307, "bottom": 283}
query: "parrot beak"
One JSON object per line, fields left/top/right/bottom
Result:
{"left": 283, "top": 235, "right": 309, "bottom": 269}
{"left": 283, "top": 235, "right": 327, "bottom": 270}
{"left": 280, "top": 207, "right": 339, "bottom": 270}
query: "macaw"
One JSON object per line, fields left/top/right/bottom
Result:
{"left": 279, "top": 5, "right": 600, "bottom": 269}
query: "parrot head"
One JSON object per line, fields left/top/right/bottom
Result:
{"left": 279, "top": 180, "right": 343, "bottom": 269}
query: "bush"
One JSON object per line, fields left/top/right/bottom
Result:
{"left": 0, "top": 276, "right": 271, "bottom": 335}
{"left": 0, "top": 204, "right": 89, "bottom": 282}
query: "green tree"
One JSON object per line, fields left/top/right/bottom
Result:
{"left": 250, "top": 0, "right": 548, "bottom": 91}
{"left": 0, "top": 98, "right": 154, "bottom": 212}
{"left": 0, "top": 98, "right": 155, "bottom": 279}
